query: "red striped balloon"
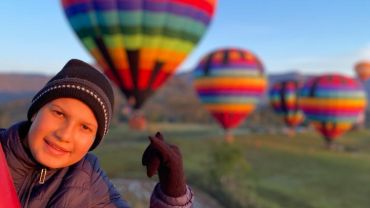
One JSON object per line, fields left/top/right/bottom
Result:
{"left": 193, "top": 48, "right": 267, "bottom": 130}
{"left": 299, "top": 74, "right": 367, "bottom": 143}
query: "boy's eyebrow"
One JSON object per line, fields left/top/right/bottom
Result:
{"left": 48, "top": 103, "right": 62, "bottom": 109}
{"left": 82, "top": 120, "right": 98, "bottom": 129}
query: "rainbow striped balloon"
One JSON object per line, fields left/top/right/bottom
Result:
{"left": 61, "top": 0, "right": 217, "bottom": 109}
{"left": 299, "top": 74, "right": 367, "bottom": 142}
{"left": 193, "top": 48, "right": 267, "bottom": 130}
{"left": 269, "top": 80, "right": 304, "bottom": 128}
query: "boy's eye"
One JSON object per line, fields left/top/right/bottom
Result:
{"left": 81, "top": 124, "right": 92, "bottom": 132}
{"left": 53, "top": 110, "right": 64, "bottom": 117}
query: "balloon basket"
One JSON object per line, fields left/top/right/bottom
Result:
{"left": 285, "top": 127, "right": 296, "bottom": 138}
{"left": 128, "top": 111, "right": 148, "bottom": 131}
{"left": 224, "top": 129, "right": 234, "bottom": 143}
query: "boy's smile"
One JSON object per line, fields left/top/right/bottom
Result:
{"left": 44, "top": 138, "right": 70, "bottom": 156}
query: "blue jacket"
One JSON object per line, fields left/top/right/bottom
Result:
{"left": 0, "top": 122, "right": 193, "bottom": 208}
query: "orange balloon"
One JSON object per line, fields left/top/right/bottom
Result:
{"left": 354, "top": 61, "right": 370, "bottom": 82}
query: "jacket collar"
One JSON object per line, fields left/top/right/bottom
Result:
{"left": 5, "top": 121, "right": 40, "bottom": 171}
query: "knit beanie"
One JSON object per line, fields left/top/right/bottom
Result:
{"left": 27, "top": 59, "right": 114, "bottom": 150}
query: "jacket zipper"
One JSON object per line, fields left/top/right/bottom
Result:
{"left": 39, "top": 168, "right": 47, "bottom": 184}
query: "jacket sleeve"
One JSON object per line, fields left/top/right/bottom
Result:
{"left": 150, "top": 183, "right": 194, "bottom": 208}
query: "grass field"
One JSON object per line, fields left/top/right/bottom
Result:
{"left": 94, "top": 123, "right": 370, "bottom": 208}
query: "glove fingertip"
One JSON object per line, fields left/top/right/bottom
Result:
{"left": 156, "top": 132, "right": 164, "bottom": 140}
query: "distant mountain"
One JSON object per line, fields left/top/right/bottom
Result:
{"left": 0, "top": 73, "right": 49, "bottom": 103}
{"left": 0, "top": 73, "right": 49, "bottom": 92}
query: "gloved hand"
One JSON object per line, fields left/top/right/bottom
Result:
{"left": 142, "top": 132, "right": 187, "bottom": 197}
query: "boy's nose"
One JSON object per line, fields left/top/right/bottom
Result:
{"left": 55, "top": 122, "right": 74, "bottom": 142}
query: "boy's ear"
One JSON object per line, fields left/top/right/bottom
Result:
{"left": 30, "top": 114, "right": 36, "bottom": 122}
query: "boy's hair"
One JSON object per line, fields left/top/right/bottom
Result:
{"left": 27, "top": 59, "right": 114, "bottom": 150}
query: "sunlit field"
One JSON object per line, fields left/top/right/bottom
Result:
{"left": 94, "top": 123, "right": 370, "bottom": 208}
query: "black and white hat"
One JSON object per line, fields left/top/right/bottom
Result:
{"left": 27, "top": 59, "right": 114, "bottom": 150}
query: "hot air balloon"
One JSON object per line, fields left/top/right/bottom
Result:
{"left": 193, "top": 48, "right": 267, "bottom": 142}
{"left": 61, "top": 0, "right": 217, "bottom": 129}
{"left": 299, "top": 74, "right": 367, "bottom": 148}
{"left": 269, "top": 80, "right": 304, "bottom": 136}
{"left": 354, "top": 61, "right": 370, "bottom": 82}
{"left": 353, "top": 60, "right": 370, "bottom": 128}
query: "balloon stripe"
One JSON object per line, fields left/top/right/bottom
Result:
{"left": 300, "top": 98, "right": 366, "bottom": 107}
{"left": 306, "top": 115, "right": 359, "bottom": 122}
{"left": 193, "top": 68, "right": 262, "bottom": 77}
{"left": 171, "top": 0, "right": 217, "bottom": 16}
{"left": 199, "top": 96, "right": 260, "bottom": 103}
{"left": 73, "top": 26, "right": 201, "bottom": 46}
{"left": 304, "top": 107, "right": 365, "bottom": 114}
{"left": 300, "top": 89, "right": 366, "bottom": 98}
{"left": 195, "top": 81, "right": 266, "bottom": 88}
{"left": 198, "top": 60, "right": 263, "bottom": 69}
{"left": 69, "top": 11, "right": 208, "bottom": 37}
{"left": 64, "top": 0, "right": 213, "bottom": 25}
{"left": 205, "top": 104, "right": 256, "bottom": 112}
{"left": 198, "top": 90, "right": 264, "bottom": 96}
{"left": 311, "top": 121, "right": 353, "bottom": 128}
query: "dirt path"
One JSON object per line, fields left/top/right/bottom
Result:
{"left": 111, "top": 178, "right": 223, "bottom": 208}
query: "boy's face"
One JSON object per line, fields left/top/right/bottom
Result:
{"left": 27, "top": 98, "right": 98, "bottom": 169}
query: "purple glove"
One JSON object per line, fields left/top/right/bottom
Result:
{"left": 142, "top": 132, "right": 187, "bottom": 197}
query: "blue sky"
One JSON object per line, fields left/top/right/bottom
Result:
{"left": 1, "top": 1, "right": 370, "bottom": 76}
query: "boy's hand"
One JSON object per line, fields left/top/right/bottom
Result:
{"left": 142, "top": 132, "right": 186, "bottom": 197}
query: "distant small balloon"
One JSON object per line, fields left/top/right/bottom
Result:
{"left": 269, "top": 80, "right": 304, "bottom": 128}
{"left": 299, "top": 74, "right": 367, "bottom": 145}
{"left": 354, "top": 61, "right": 370, "bottom": 82}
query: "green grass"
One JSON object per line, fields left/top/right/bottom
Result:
{"left": 94, "top": 123, "right": 370, "bottom": 208}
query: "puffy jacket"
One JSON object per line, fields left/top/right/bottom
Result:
{"left": 0, "top": 122, "right": 193, "bottom": 208}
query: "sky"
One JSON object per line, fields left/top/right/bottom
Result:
{"left": 2, "top": 1, "right": 370, "bottom": 76}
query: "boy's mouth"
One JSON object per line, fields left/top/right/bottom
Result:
{"left": 45, "top": 139, "right": 70, "bottom": 155}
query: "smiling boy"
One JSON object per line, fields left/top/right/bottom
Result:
{"left": 0, "top": 59, "right": 193, "bottom": 207}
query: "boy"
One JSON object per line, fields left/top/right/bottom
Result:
{"left": 0, "top": 59, "right": 193, "bottom": 207}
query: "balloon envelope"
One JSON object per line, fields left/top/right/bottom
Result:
{"left": 299, "top": 74, "right": 367, "bottom": 141}
{"left": 61, "top": 0, "right": 217, "bottom": 109}
{"left": 269, "top": 80, "right": 304, "bottom": 127}
{"left": 193, "top": 48, "right": 267, "bottom": 130}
